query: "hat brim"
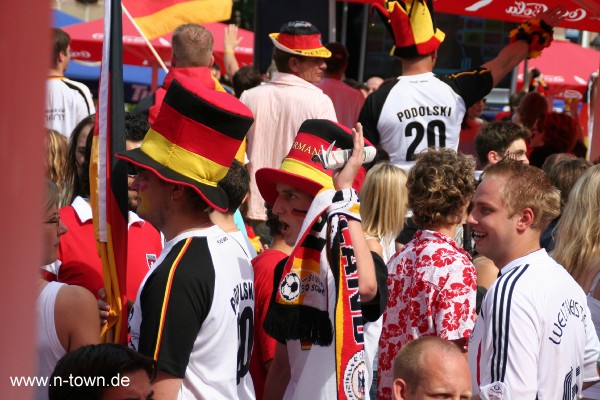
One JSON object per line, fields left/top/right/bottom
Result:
{"left": 116, "top": 148, "right": 229, "bottom": 212}
{"left": 269, "top": 33, "right": 332, "bottom": 58}
{"left": 255, "top": 167, "right": 325, "bottom": 206}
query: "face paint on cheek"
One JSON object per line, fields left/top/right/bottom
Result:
{"left": 291, "top": 208, "right": 308, "bottom": 217}
{"left": 137, "top": 178, "right": 149, "bottom": 192}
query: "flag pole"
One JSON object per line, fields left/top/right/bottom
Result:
{"left": 91, "top": 0, "right": 129, "bottom": 343}
{"left": 121, "top": 3, "right": 169, "bottom": 73}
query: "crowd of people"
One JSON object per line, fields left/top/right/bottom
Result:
{"left": 38, "top": 1, "right": 600, "bottom": 399}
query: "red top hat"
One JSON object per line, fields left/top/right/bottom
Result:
{"left": 116, "top": 76, "right": 254, "bottom": 212}
{"left": 256, "top": 119, "right": 369, "bottom": 205}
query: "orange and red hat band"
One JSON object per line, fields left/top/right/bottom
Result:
{"left": 277, "top": 32, "right": 324, "bottom": 52}
{"left": 285, "top": 132, "right": 336, "bottom": 176}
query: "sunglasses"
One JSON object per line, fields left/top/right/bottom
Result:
{"left": 127, "top": 163, "right": 138, "bottom": 178}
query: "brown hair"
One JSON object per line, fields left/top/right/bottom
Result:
{"left": 474, "top": 121, "right": 531, "bottom": 168}
{"left": 482, "top": 158, "right": 560, "bottom": 231}
{"left": 517, "top": 91, "right": 548, "bottom": 130}
{"left": 171, "top": 24, "right": 213, "bottom": 67}
{"left": 408, "top": 148, "right": 476, "bottom": 229}
{"left": 272, "top": 48, "right": 294, "bottom": 73}
{"left": 52, "top": 28, "right": 70, "bottom": 67}
{"left": 537, "top": 112, "right": 579, "bottom": 153}
{"left": 548, "top": 158, "right": 592, "bottom": 208}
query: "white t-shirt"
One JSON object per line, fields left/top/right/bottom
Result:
{"left": 46, "top": 76, "right": 95, "bottom": 138}
{"left": 129, "top": 226, "right": 255, "bottom": 399}
{"left": 468, "top": 249, "right": 600, "bottom": 399}
{"left": 283, "top": 286, "right": 380, "bottom": 400}
{"left": 359, "top": 70, "right": 492, "bottom": 170}
{"left": 282, "top": 256, "right": 387, "bottom": 400}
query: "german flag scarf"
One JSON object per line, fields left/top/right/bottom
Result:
{"left": 265, "top": 188, "right": 368, "bottom": 399}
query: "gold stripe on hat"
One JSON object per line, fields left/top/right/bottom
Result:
{"left": 280, "top": 158, "right": 334, "bottom": 190}
{"left": 141, "top": 129, "right": 228, "bottom": 187}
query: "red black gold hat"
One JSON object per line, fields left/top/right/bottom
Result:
{"left": 116, "top": 76, "right": 254, "bottom": 212}
{"left": 269, "top": 21, "right": 332, "bottom": 58}
{"left": 256, "top": 119, "right": 369, "bottom": 205}
{"left": 372, "top": 0, "right": 445, "bottom": 58}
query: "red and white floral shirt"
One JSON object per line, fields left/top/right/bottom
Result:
{"left": 377, "top": 230, "right": 477, "bottom": 400}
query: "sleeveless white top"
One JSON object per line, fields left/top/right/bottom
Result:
{"left": 36, "top": 281, "right": 66, "bottom": 400}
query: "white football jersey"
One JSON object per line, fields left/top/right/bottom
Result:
{"left": 468, "top": 249, "right": 600, "bottom": 399}
{"left": 359, "top": 69, "right": 492, "bottom": 170}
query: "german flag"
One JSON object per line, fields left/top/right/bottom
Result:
{"left": 122, "top": 0, "right": 232, "bottom": 39}
{"left": 90, "top": 0, "right": 129, "bottom": 343}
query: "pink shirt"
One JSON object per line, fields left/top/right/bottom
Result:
{"left": 315, "top": 77, "right": 365, "bottom": 128}
{"left": 240, "top": 72, "right": 337, "bottom": 221}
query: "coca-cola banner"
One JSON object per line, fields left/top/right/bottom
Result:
{"left": 433, "top": 0, "right": 599, "bottom": 33}
{"left": 346, "top": 0, "right": 599, "bottom": 33}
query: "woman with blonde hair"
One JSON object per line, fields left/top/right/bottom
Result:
{"left": 553, "top": 164, "right": 600, "bottom": 398}
{"left": 45, "top": 129, "right": 69, "bottom": 207}
{"left": 359, "top": 162, "right": 408, "bottom": 399}
{"left": 360, "top": 162, "right": 408, "bottom": 263}
{"left": 37, "top": 179, "right": 99, "bottom": 399}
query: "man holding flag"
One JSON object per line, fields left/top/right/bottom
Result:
{"left": 117, "top": 76, "right": 255, "bottom": 399}
{"left": 90, "top": 0, "right": 238, "bottom": 345}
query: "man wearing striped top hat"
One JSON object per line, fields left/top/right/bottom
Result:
{"left": 257, "top": 120, "right": 388, "bottom": 399}
{"left": 118, "top": 76, "right": 256, "bottom": 399}
{"left": 359, "top": 0, "right": 565, "bottom": 171}
{"left": 240, "top": 21, "right": 337, "bottom": 245}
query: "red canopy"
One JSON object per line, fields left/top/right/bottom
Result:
{"left": 63, "top": 17, "right": 254, "bottom": 71}
{"left": 434, "top": 0, "right": 600, "bottom": 33}
{"left": 343, "top": 0, "right": 600, "bottom": 33}
{"left": 516, "top": 40, "right": 599, "bottom": 98}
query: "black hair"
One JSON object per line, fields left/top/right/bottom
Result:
{"left": 49, "top": 344, "right": 156, "bottom": 400}
{"left": 218, "top": 160, "right": 250, "bottom": 213}
{"left": 232, "top": 66, "right": 262, "bottom": 98}
{"left": 124, "top": 112, "right": 150, "bottom": 142}
{"left": 78, "top": 126, "right": 95, "bottom": 197}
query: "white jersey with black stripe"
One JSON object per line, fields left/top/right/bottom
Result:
{"left": 468, "top": 249, "right": 600, "bottom": 399}
{"left": 46, "top": 77, "right": 96, "bottom": 138}
{"left": 359, "top": 69, "right": 492, "bottom": 170}
{"left": 129, "top": 226, "right": 256, "bottom": 399}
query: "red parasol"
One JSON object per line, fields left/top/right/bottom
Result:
{"left": 344, "top": 0, "right": 600, "bottom": 33}
{"left": 433, "top": 0, "right": 600, "bottom": 33}
{"left": 516, "top": 40, "right": 599, "bottom": 98}
{"left": 63, "top": 17, "right": 254, "bottom": 71}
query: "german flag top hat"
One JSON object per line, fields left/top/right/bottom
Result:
{"left": 256, "top": 119, "right": 369, "bottom": 205}
{"left": 372, "top": 0, "right": 445, "bottom": 58}
{"left": 116, "top": 76, "right": 254, "bottom": 212}
{"left": 269, "top": 21, "right": 332, "bottom": 58}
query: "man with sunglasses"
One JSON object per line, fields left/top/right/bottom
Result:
{"left": 56, "top": 113, "right": 162, "bottom": 305}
